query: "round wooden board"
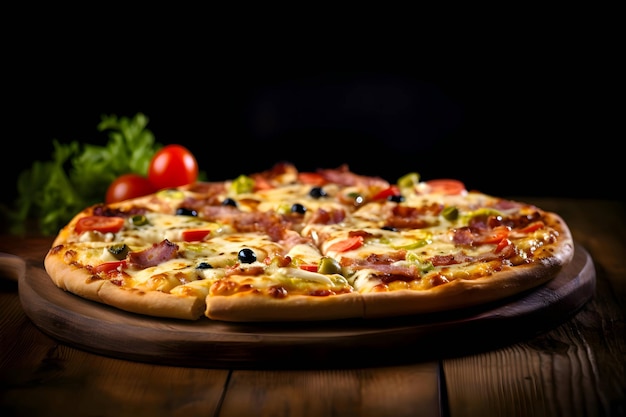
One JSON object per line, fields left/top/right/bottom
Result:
{"left": 11, "top": 244, "right": 595, "bottom": 369}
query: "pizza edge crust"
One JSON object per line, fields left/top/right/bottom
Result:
{"left": 205, "top": 291, "right": 364, "bottom": 322}
{"left": 44, "top": 250, "right": 206, "bottom": 320}
{"left": 362, "top": 211, "right": 576, "bottom": 318}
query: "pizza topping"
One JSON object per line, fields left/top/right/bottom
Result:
{"left": 290, "top": 203, "right": 307, "bottom": 215}
{"left": 298, "top": 172, "right": 328, "bottom": 186}
{"left": 75, "top": 216, "right": 125, "bottom": 235}
{"left": 423, "top": 179, "right": 467, "bottom": 195}
{"left": 308, "top": 186, "right": 328, "bottom": 198}
{"left": 238, "top": 248, "right": 257, "bottom": 264}
{"left": 317, "top": 257, "right": 342, "bottom": 275}
{"left": 176, "top": 207, "right": 198, "bottom": 217}
{"left": 397, "top": 172, "right": 420, "bottom": 190}
{"left": 473, "top": 225, "right": 511, "bottom": 245}
{"left": 128, "top": 239, "right": 179, "bottom": 269}
{"left": 181, "top": 229, "right": 212, "bottom": 242}
{"left": 441, "top": 206, "right": 459, "bottom": 221}
{"left": 326, "top": 235, "right": 365, "bottom": 253}
{"left": 309, "top": 208, "right": 346, "bottom": 225}
{"left": 230, "top": 174, "right": 255, "bottom": 194}
{"left": 130, "top": 214, "right": 149, "bottom": 226}
{"left": 372, "top": 185, "right": 401, "bottom": 201}
{"left": 92, "top": 260, "right": 127, "bottom": 274}
{"left": 108, "top": 243, "right": 130, "bottom": 260}
{"left": 277, "top": 268, "right": 334, "bottom": 285}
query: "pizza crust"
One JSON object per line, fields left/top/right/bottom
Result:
{"left": 98, "top": 282, "right": 205, "bottom": 320}
{"left": 205, "top": 292, "right": 364, "bottom": 322}
{"left": 44, "top": 251, "right": 106, "bottom": 301}
{"left": 363, "top": 218, "right": 575, "bottom": 318}
{"left": 361, "top": 254, "right": 570, "bottom": 318}
{"left": 44, "top": 249, "right": 205, "bottom": 320}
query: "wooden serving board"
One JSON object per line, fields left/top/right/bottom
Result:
{"left": 4, "top": 244, "right": 595, "bottom": 369}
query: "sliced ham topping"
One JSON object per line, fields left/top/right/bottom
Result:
{"left": 340, "top": 250, "right": 420, "bottom": 280}
{"left": 198, "top": 207, "right": 290, "bottom": 242}
{"left": 251, "top": 161, "right": 299, "bottom": 188}
{"left": 317, "top": 164, "right": 390, "bottom": 188}
{"left": 92, "top": 204, "right": 147, "bottom": 218}
{"left": 383, "top": 204, "right": 441, "bottom": 230}
{"left": 308, "top": 208, "right": 346, "bottom": 225}
{"left": 429, "top": 253, "right": 473, "bottom": 266}
{"left": 128, "top": 239, "right": 179, "bottom": 269}
{"left": 183, "top": 181, "right": 227, "bottom": 197}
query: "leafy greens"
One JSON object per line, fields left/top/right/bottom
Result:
{"left": 5, "top": 113, "right": 161, "bottom": 236}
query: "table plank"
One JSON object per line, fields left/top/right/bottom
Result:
{"left": 222, "top": 363, "right": 441, "bottom": 417}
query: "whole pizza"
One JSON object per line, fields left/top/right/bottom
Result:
{"left": 44, "top": 162, "right": 575, "bottom": 322}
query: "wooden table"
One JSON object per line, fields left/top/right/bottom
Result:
{"left": 1, "top": 197, "right": 624, "bottom": 417}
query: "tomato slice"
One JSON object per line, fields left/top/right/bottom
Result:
{"left": 75, "top": 216, "right": 125, "bottom": 234}
{"left": 519, "top": 221, "right": 545, "bottom": 234}
{"left": 475, "top": 225, "right": 510, "bottom": 244}
{"left": 93, "top": 260, "right": 127, "bottom": 274}
{"left": 299, "top": 264, "right": 319, "bottom": 272}
{"left": 181, "top": 229, "right": 211, "bottom": 242}
{"left": 326, "top": 236, "right": 365, "bottom": 253}
{"left": 252, "top": 175, "right": 273, "bottom": 191}
{"left": 298, "top": 172, "right": 327, "bottom": 186}
{"left": 494, "top": 238, "right": 512, "bottom": 253}
{"left": 425, "top": 179, "right": 467, "bottom": 195}
{"left": 372, "top": 185, "right": 401, "bottom": 200}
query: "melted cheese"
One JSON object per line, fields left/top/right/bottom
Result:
{"left": 59, "top": 173, "right": 566, "bottom": 303}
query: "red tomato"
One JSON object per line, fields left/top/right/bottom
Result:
{"left": 326, "top": 236, "right": 365, "bottom": 253}
{"left": 372, "top": 185, "right": 401, "bottom": 200}
{"left": 299, "top": 264, "right": 319, "bottom": 272}
{"left": 474, "top": 225, "right": 510, "bottom": 244}
{"left": 148, "top": 144, "right": 199, "bottom": 190}
{"left": 106, "top": 174, "right": 156, "bottom": 204}
{"left": 298, "top": 172, "right": 327, "bottom": 186}
{"left": 181, "top": 229, "right": 212, "bottom": 242}
{"left": 75, "top": 216, "right": 125, "bottom": 234}
{"left": 93, "top": 260, "right": 127, "bottom": 274}
{"left": 425, "top": 179, "right": 467, "bottom": 195}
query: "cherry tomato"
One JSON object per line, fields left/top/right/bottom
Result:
{"left": 105, "top": 173, "right": 156, "bottom": 204}
{"left": 75, "top": 216, "right": 125, "bottom": 234}
{"left": 148, "top": 144, "right": 199, "bottom": 190}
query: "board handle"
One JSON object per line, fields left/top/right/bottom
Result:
{"left": 0, "top": 253, "right": 26, "bottom": 282}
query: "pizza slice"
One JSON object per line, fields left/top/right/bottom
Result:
{"left": 305, "top": 186, "right": 575, "bottom": 318}
{"left": 44, "top": 188, "right": 365, "bottom": 321}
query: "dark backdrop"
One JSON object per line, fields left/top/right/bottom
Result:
{"left": 3, "top": 39, "right": 618, "bottom": 209}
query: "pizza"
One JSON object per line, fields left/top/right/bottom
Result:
{"left": 44, "top": 162, "right": 575, "bottom": 322}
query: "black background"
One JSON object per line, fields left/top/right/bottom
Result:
{"left": 2, "top": 19, "right": 620, "bottom": 212}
